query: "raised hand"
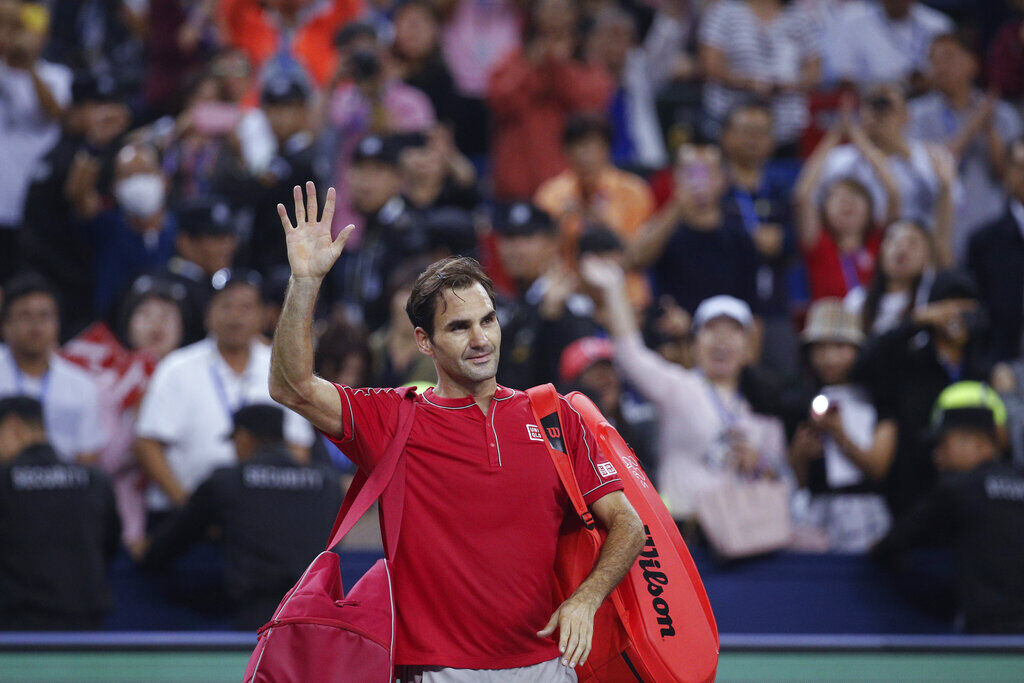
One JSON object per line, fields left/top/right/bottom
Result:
{"left": 278, "top": 181, "right": 353, "bottom": 281}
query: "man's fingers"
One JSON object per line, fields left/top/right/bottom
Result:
{"left": 331, "top": 224, "right": 355, "bottom": 256}
{"left": 322, "top": 186, "right": 337, "bottom": 227}
{"left": 579, "top": 636, "right": 593, "bottom": 667}
{"left": 305, "top": 180, "right": 318, "bottom": 222}
{"left": 565, "top": 618, "right": 581, "bottom": 667}
{"left": 537, "top": 610, "right": 559, "bottom": 638}
{"left": 292, "top": 185, "right": 306, "bottom": 226}
{"left": 277, "top": 203, "right": 294, "bottom": 232}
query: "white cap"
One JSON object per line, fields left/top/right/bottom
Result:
{"left": 692, "top": 295, "right": 753, "bottom": 331}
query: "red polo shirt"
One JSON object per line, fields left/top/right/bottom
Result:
{"left": 323, "top": 384, "right": 623, "bottom": 669}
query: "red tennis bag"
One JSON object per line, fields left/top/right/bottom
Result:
{"left": 527, "top": 385, "right": 719, "bottom": 683}
{"left": 244, "top": 389, "right": 416, "bottom": 683}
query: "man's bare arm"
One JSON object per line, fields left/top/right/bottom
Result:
{"left": 268, "top": 182, "right": 354, "bottom": 433}
{"left": 538, "top": 491, "right": 645, "bottom": 669}
{"left": 136, "top": 437, "right": 188, "bottom": 507}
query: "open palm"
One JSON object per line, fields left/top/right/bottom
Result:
{"left": 278, "top": 181, "right": 354, "bottom": 280}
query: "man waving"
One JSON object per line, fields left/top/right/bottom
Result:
{"left": 269, "top": 182, "right": 644, "bottom": 681}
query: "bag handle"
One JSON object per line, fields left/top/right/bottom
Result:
{"left": 526, "top": 384, "right": 594, "bottom": 531}
{"left": 324, "top": 387, "right": 417, "bottom": 556}
{"left": 527, "top": 385, "right": 634, "bottom": 626}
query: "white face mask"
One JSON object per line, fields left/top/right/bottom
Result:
{"left": 115, "top": 173, "right": 166, "bottom": 219}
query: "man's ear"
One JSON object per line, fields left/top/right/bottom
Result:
{"left": 413, "top": 327, "right": 433, "bottom": 357}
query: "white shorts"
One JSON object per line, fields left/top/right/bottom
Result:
{"left": 397, "top": 656, "right": 579, "bottom": 682}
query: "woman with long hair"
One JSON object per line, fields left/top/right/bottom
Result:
{"left": 846, "top": 220, "right": 935, "bottom": 336}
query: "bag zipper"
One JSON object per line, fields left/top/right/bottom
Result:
{"left": 256, "top": 615, "right": 390, "bottom": 651}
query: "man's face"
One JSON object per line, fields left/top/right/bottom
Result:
{"left": 694, "top": 317, "right": 747, "bottom": 381}
{"left": 588, "top": 17, "right": 633, "bottom": 72}
{"left": 721, "top": 108, "right": 774, "bottom": 168}
{"left": 497, "top": 231, "right": 556, "bottom": 285}
{"left": 180, "top": 232, "right": 238, "bottom": 275}
{"left": 567, "top": 134, "right": 611, "bottom": 181}
{"left": 400, "top": 142, "right": 445, "bottom": 185}
{"left": 861, "top": 88, "right": 908, "bottom": 144}
{"left": 1003, "top": 143, "right": 1024, "bottom": 202}
{"left": 349, "top": 161, "right": 402, "bottom": 215}
{"left": 417, "top": 284, "right": 500, "bottom": 385}
{"left": 930, "top": 297, "right": 979, "bottom": 346}
{"left": 206, "top": 285, "right": 263, "bottom": 348}
{"left": 934, "top": 429, "right": 995, "bottom": 471}
{"left": 265, "top": 102, "right": 307, "bottom": 143}
{"left": 929, "top": 39, "right": 976, "bottom": 95}
{"left": 1, "top": 293, "right": 59, "bottom": 357}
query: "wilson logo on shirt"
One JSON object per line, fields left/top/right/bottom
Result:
{"left": 597, "top": 462, "right": 617, "bottom": 478}
{"left": 527, "top": 424, "right": 544, "bottom": 442}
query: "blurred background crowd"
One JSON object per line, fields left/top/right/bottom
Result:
{"left": 2, "top": 0, "right": 1024, "bottom": 636}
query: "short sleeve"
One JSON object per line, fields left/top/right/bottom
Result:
{"left": 136, "top": 360, "right": 186, "bottom": 443}
{"left": 318, "top": 384, "right": 403, "bottom": 471}
{"left": 559, "top": 396, "right": 624, "bottom": 507}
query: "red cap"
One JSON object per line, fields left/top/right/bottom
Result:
{"left": 559, "top": 337, "right": 615, "bottom": 385}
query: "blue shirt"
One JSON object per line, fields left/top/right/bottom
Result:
{"left": 82, "top": 209, "right": 177, "bottom": 317}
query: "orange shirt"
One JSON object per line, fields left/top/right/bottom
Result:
{"left": 218, "top": 0, "right": 362, "bottom": 88}
{"left": 534, "top": 166, "right": 655, "bottom": 240}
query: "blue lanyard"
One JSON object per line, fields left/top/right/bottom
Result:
{"left": 838, "top": 251, "right": 862, "bottom": 293}
{"left": 10, "top": 357, "right": 50, "bottom": 406}
{"left": 733, "top": 189, "right": 762, "bottom": 236}
{"left": 209, "top": 363, "right": 249, "bottom": 421}
{"left": 701, "top": 375, "right": 741, "bottom": 428}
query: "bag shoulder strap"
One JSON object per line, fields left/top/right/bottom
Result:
{"left": 325, "top": 387, "right": 417, "bottom": 554}
{"left": 526, "top": 384, "right": 595, "bottom": 531}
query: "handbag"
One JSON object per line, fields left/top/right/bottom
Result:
{"left": 694, "top": 475, "right": 792, "bottom": 559}
{"left": 527, "top": 384, "right": 719, "bottom": 683}
{"left": 244, "top": 388, "right": 417, "bottom": 683}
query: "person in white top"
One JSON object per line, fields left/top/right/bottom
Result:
{"left": 135, "top": 272, "right": 314, "bottom": 516}
{"left": 789, "top": 298, "right": 893, "bottom": 552}
{"left": 0, "top": 274, "right": 105, "bottom": 463}
{"left": 0, "top": 0, "right": 72, "bottom": 280}
{"left": 579, "top": 256, "right": 790, "bottom": 520}
{"left": 819, "top": 83, "right": 957, "bottom": 266}
{"left": 824, "top": 0, "right": 952, "bottom": 89}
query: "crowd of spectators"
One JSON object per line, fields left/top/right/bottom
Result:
{"left": 2, "top": 0, "right": 1024, "bottom": 634}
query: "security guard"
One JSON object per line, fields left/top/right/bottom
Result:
{"left": 142, "top": 404, "right": 343, "bottom": 629}
{"left": 0, "top": 396, "right": 120, "bottom": 629}
{"left": 873, "top": 382, "right": 1024, "bottom": 633}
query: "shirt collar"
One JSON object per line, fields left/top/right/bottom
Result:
{"left": 422, "top": 384, "right": 515, "bottom": 408}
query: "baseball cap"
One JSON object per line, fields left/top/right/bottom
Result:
{"left": 228, "top": 404, "right": 285, "bottom": 442}
{"left": 928, "top": 269, "right": 979, "bottom": 304}
{"left": 0, "top": 396, "right": 44, "bottom": 424}
{"left": 352, "top": 135, "right": 401, "bottom": 166}
{"left": 176, "top": 197, "right": 235, "bottom": 237}
{"left": 692, "top": 295, "right": 753, "bottom": 331}
{"left": 211, "top": 267, "right": 262, "bottom": 293}
{"left": 559, "top": 336, "right": 615, "bottom": 385}
{"left": 802, "top": 298, "right": 864, "bottom": 347}
{"left": 927, "top": 381, "right": 1006, "bottom": 441}
{"left": 261, "top": 73, "right": 310, "bottom": 106}
{"left": 493, "top": 202, "right": 554, "bottom": 237}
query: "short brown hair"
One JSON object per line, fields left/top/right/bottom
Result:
{"left": 405, "top": 256, "right": 496, "bottom": 338}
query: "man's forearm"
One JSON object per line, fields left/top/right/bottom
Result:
{"left": 572, "top": 510, "right": 645, "bottom": 605}
{"left": 136, "top": 438, "right": 187, "bottom": 507}
{"left": 269, "top": 276, "right": 322, "bottom": 404}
